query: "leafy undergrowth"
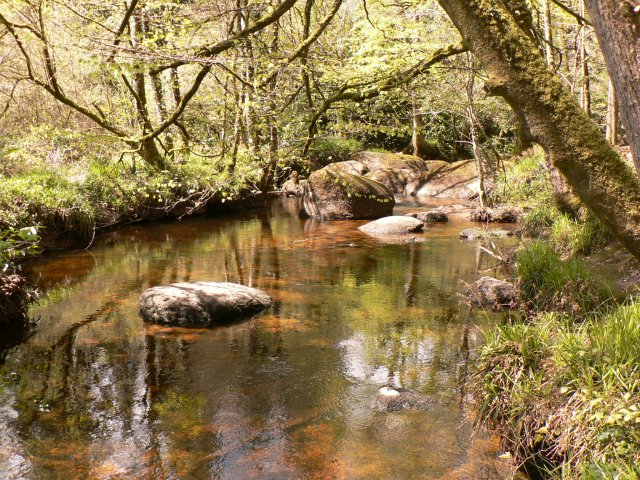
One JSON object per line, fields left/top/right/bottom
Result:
{"left": 0, "top": 156, "right": 259, "bottom": 251}
{"left": 475, "top": 302, "right": 640, "bottom": 479}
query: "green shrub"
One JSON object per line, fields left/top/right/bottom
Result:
{"left": 516, "top": 241, "right": 613, "bottom": 317}
{"left": 307, "top": 137, "right": 364, "bottom": 168}
{"left": 0, "top": 226, "right": 40, "bottom": 272}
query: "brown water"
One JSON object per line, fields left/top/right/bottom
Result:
{"left": 0, "top": 197, "right": 512, "bottom": 479}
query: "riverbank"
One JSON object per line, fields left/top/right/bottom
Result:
{"left": 468, "top": 147, "right": 640, "bottom": 478}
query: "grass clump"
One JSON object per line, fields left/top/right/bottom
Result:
{"left": 492, "top": 146, "right": 612, "bottom": 256}
{"left": 474, "top": 301, "right": 640, "bottom": 478}
{"left": 492, "top": 146, "right": 553, "bottom": 208}
{"left": 516, "top": 241, "right": 613, "bottom": 318}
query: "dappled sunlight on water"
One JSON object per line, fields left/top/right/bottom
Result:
{"left": 0, "top": 198, "right": 514, "bottom": 479}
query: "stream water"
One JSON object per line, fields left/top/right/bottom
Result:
{"left": 0, "top": 197, "right": 511, "bottom": 479}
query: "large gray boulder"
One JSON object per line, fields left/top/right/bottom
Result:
{"left": 352, "top": 151, "right": 429, "bottom": 195}
{"left": 139, "top": 282, "right": 272, "bottom": 327}
{"left": 372, "top": 386, "right": 436, "bottom": 412}
{"left": 301, "top": 165, "right": 395, "bottom": 220}
{"left": 358, "top": 216, "right": 424, "bottom": 235}
{"left": 352, "top": 151, "right": 428, "bottom": 175}
{"left": 463, "top": 276, "right": 516, "bottom": 311}
{"left": 415, "top": 160, "right": 480, "bottom": 199}
{"left": 326, "top": 160, "right": 368, "bottom": 176}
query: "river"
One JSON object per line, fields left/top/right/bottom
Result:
{"left": 0, "top": 197, "right": 511, "bottom": 479}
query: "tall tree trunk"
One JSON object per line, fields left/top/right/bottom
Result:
{"left": 606, "top": 77, "right": 618, "bottom": 145}
{"left": 437, "top": 0, "right": 640, "bottom": 260}
{"left": 151, "top": 72, "right": 174, "bottom": 156}
{"left": 542, "top": 0, "right": 555, "bottom": 68}
{"left": 465, "top": 60, "right": 493, "bottom": 207}
{"left": 579, "top": 1, "right": 591, "bottom": 116}
{"left": 130, "top": 10, "right": 165, "bottom": 169}
{"left": 408, "top": 94, "right": 428, "bottom": 158}
{"left": 301, "top": 0, "right": 314, "bottom": 107}
{"left": 583, "top": 0, "right": 640, "bottom": 172}
{"left": 261, "top": 23, "right": 280, "bottom": 192}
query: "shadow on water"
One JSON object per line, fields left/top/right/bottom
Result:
{"left": 0, "top": 198, "right": 516, "bottom": 479}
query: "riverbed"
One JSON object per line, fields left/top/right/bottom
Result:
{"left": 0, "top": 197, "right": 511, "bottom": 479}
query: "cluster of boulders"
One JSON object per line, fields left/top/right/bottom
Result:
{"left": 286, "top": 151, "right": 484, "bottom": 210}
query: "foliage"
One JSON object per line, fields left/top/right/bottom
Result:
{"left": 0, "top": 171, "right": 94, "bottom": 243}
{"left": 0, "top": 226, "right": 40, "bottom": 273}
{"left": 474, "top": 301, "right": 640, "bottom": 477}
{"left": 516, "top": 241, "right": 613, "bottom": 318}
{"left": 493, "top": 147, "right": 611, "bottom": 256}
{"left": 306, "top": 137, "right": 364, "bottom": 169}
{"left": 549, "top": 212, "right": 611, "bottom": 256}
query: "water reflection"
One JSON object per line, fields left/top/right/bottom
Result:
{"left": 1, "top": 198, "right": 511, "bottom": 479}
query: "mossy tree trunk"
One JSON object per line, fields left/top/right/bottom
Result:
{"left": 584, "top": 0, "right": 640, "bottom": 172}
{"left": 437, "top": 0, "right": 640, "bottom": 260}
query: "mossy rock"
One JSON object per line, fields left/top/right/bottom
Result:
{"left": 300, "top": 165, "right": 395, "bottom": 220}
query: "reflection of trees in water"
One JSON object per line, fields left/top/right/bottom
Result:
{"left": 2, "top": 200, "right": 492, "bottom": 478}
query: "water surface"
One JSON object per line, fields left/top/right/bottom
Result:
{"left": 1, "top": 198, "right": 510, "bottom": 479}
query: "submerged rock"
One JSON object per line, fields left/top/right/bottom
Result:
{"left": 358, "top": 216, "right": 424, "bottom": 235}
{"left": 463, "top": 276, "right": 517, "bottom": 311}
{"left": 300, "top": 165, "right": 394, "bottom": 220}
{"left": 372, "top": 386, "right": 436, "bottom": 412}
{"left": 139, "top": 282, "right": 272, "bottom": 327}
{"left": 407, "top": 210, "right": 449, "bottom": 223}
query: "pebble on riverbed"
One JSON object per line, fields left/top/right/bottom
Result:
{"left": 372, "top": 386, "right": 437, "bottom": 412}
